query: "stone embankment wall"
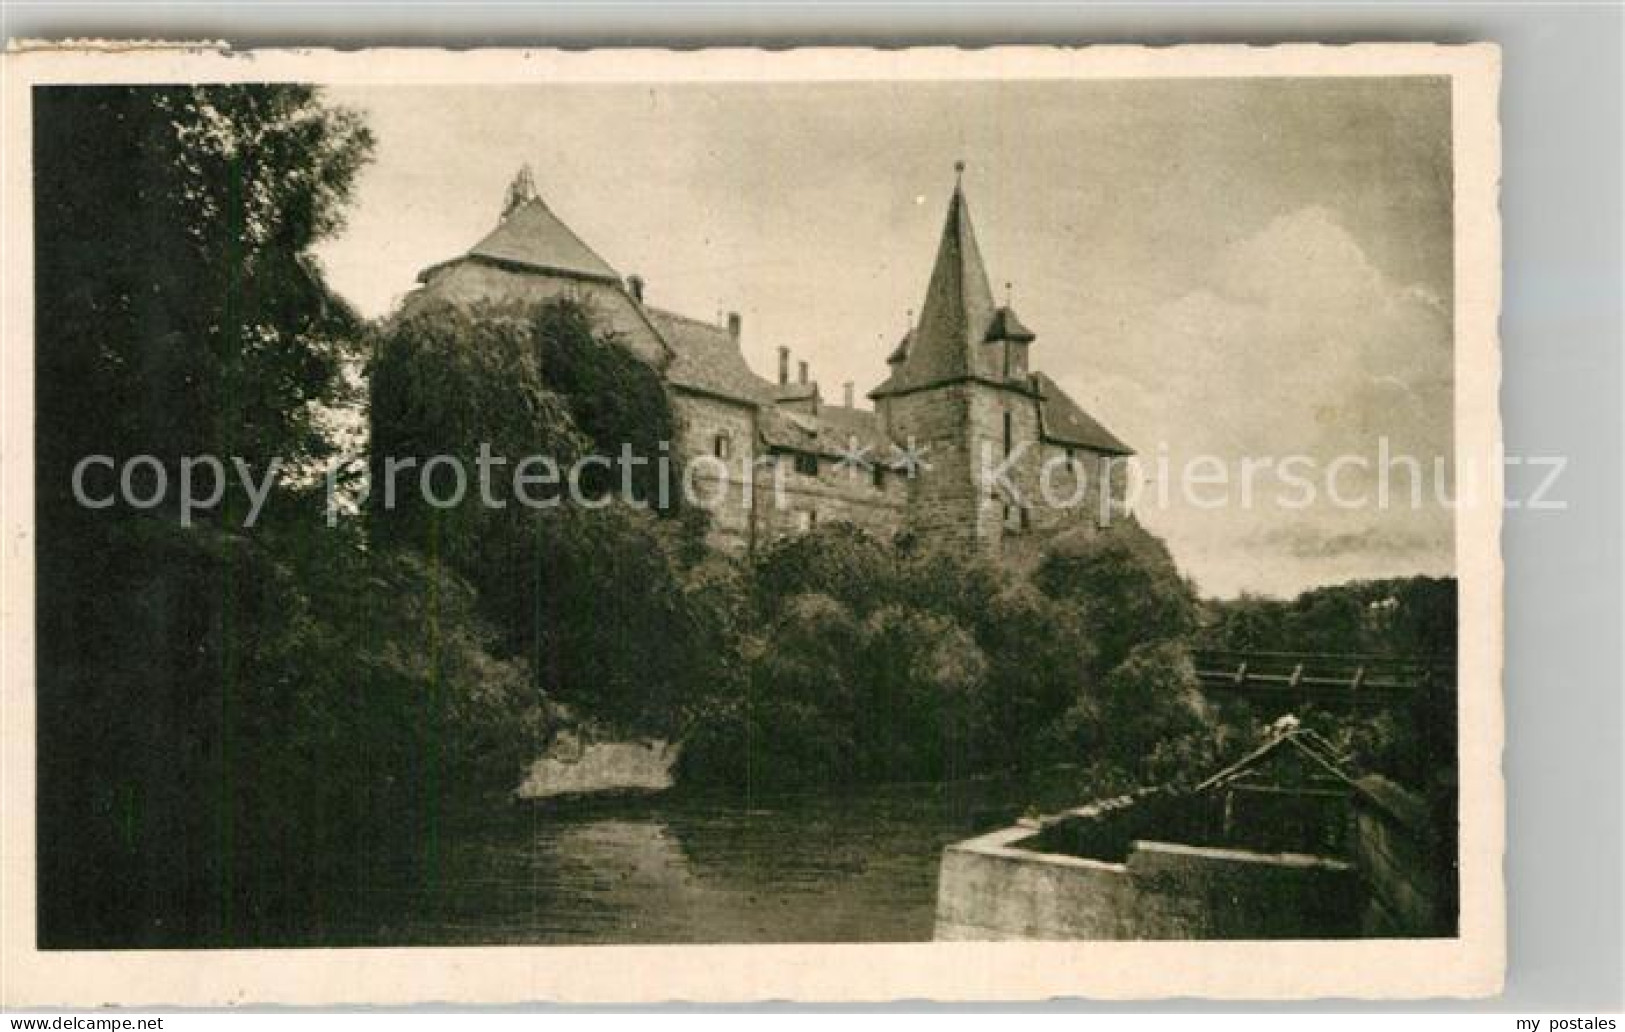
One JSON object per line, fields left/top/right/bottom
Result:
{"left": 934, "top": 823, "right": 1359, "bottom": 940}
{"left": 1351, "top": 775, "right": 1457, "bottom": 936}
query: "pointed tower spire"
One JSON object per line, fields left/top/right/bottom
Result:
{"left": 873, "top": 164, "right": 998, "bottom": 396}
{"left": 502, "top": 164, "right": 537, "bottom": 220}
{"left": 469, "top": 170, "right": 621, "bottom": 284}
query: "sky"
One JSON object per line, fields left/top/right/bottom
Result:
{"left": 313, "top": 77, "right": 1455, "bottom": 599}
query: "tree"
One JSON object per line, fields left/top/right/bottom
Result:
{"left": 33, "top": 87, "right": 548, "bottom": 947}
{"left": 35, "top": 85, "right": 374, "bottom": 514}
{"left": 1035, "top": 519, "right": 1199, "bottom": 677}
{"left": 369, "top": 297, "right": 720, "bottom": 734}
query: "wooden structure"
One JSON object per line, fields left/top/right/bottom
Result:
{"left": 1190, "top": 649, "right": 1456, "bottom": 709}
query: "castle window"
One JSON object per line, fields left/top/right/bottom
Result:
{"left": 1003, "top": 502, "right": 1029, "bottom": 533}
{"left": 1003, "top": 411, "right": 1013, "bottom": 456}
{"left": 794, "top": 453, "right": 819, "bottom": 477}
{"left": 713, "top": 432, "right": 732, "bottom": 460}
{"left": 872, "top": 465, "right": 886, "bottom": 490}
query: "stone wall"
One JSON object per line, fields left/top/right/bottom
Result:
{"left": 1352, "top": 776, "right": 1457, "bottom": 936}
{"left": 882, "top": 381, "right": 1120, "bottom": 556}
{"left": 671, "top": 391, "right": 760, "bottom": 554}
{"left": 405, "top": 259, "right": 1130, "bottom": 560}
{"left": 881, "top": 383, "right": 981, "bottom": 551}
{"left": 963, "top": 385, "right": 1046, "bottom": 551}
{"left": 406, "top": 259, "right": 669, "bottom": 366}
{"left": 753, "top": 449, "right": 908, "bottom": 546}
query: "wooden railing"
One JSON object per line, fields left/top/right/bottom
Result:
{"left": 1190, "top": 649, "right": 1456, "bottom": 707}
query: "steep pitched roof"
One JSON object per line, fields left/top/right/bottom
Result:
{"left": 886, "top": 329, "right": 912, "bottom": 365}
{"left": 758, "top": 403, "right": 894, "bottom": 461}
{"left": 985, "top": 305, "right": 1035, "bottom": 343}
{"left": 1032, "top": 371, "right": 1133, "bottom": 455}
{"left": 773, "top": 381, "right": 819, "bottom": 403}
{"left": 872, "top": 183, "right": 999, "bottom": 397}
{"left": 645, "top": 308, "right": 777, "bottom": 406}
{"left": 461, "top": 196, "right": 622, "bottom": 284}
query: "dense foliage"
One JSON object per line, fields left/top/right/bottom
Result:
{"left": 35, "top": 85, "right": 372, "bottom": 496}
{"left": 35, "top": 86, "right": 546, "bottom": 946}
{"left": 1202, "top": 576, "right": 1458, "bottom": 660}
{"left": 678, "top": 521, "right": 1217, "bottom": 790}
{"left": 1200, "top": 576, "right": 1459, "bottom": 789}
{"left": 34, "top": 85, "right": 1454, "bottom": 949}
{"left": 368, "top": 300, "right": 722, "bottom": 733}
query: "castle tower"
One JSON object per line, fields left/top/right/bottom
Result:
{"left": 872, "top": 166, "right": 1046, "bottom": 553}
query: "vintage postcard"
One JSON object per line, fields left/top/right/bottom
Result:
{"left": 0, "top": 43, "right": 1503, "bottom": 1005}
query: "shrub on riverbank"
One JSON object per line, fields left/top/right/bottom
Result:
{"left": 32, "top": 85, "right": 564, "bottom": 947}
{"left": 678, "top": 521, "right": 1213, "bottom": 789}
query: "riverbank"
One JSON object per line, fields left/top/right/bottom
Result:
{"left": 126, "top": 767, "right": 1120, "bottom": 948}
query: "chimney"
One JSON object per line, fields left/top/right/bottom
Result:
{"left": 843, "top": 381, "right": 854, "bottom": 408}
{"left": 798, "top": 361, "right": 809, "bottom": 385}
{"left": 627, "top": 275, "right": 645, "bottom": 304}
{"left": 778, "top": 347, "right": 790, "bottom": 386}
{"left": 727, "top": 311, "right": 741, "bottom": 343}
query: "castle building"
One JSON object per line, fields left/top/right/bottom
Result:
{"left": 403, "top": 165, "right": 1132, "bottom": 557}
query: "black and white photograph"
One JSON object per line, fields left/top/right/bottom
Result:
{"left": 2, "top": 43, "right": 1509, "bottom": 1005}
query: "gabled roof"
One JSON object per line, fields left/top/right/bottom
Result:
{"left": 1032, "top": 371, "right": 1133, "bottom": 455}
{"left": 774, "top": 381, "right": 819, "bottom": 403}
{"left": 985, "top": 305, "right": 1036, "bottom": 343}
{"left": 1194, "top": 720, "right": 1356, "bottom": 795}
{"left": 759, "top": 403, "right": 894, "bottom": 461}
{"left": 886, "top": 329, "right": 912, "bottom": 365}
{"left": 461, "top": 197, "right": 622, "bottom": 284}
{"left": 645, "top": 308, "right": 777, "bottom": 406}
{"left": 872, "top": 182, "right": 999, "bottom": 397}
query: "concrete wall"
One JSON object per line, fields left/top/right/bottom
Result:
{"left": 935, "top": 825, "right": 1360, "bottom": 941}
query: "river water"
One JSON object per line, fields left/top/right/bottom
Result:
{"left": 297, "top": 768, "right": 1111, "bottom": 946}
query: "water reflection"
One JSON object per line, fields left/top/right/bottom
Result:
{"left": 300, "top": 769, "right": 1107, "bottom": 946}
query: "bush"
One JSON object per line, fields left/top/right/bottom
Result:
{"left": 1035, "top": 519, "right": 1199, "bottom": 677}
{"left": 36, "top": 518, "right": 542, "bottom": 947}
{"left": 369, "top": 298, "right": 722, "bottom": 735}
{"left": 681, "top": 521, "right": 1217, "bottom": 790}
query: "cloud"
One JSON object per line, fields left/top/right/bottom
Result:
{"left": 1064, "top": 205, "right": 1455, "bottom": 597}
